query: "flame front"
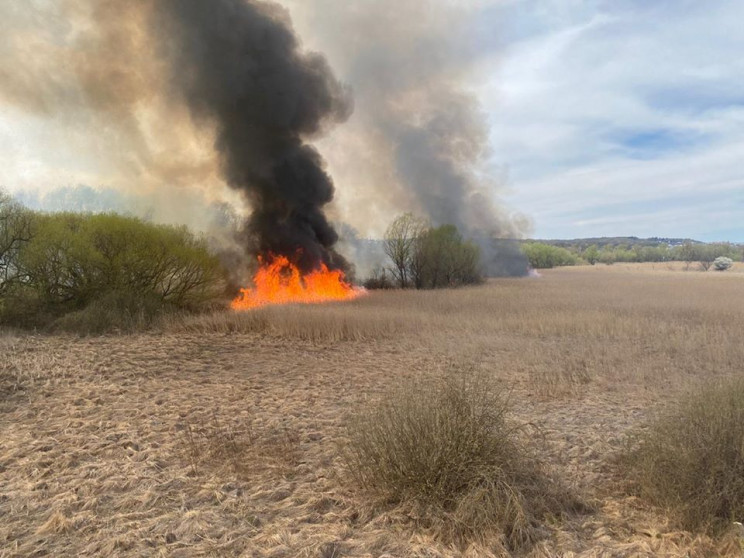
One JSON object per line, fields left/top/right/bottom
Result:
{"left": 231, "top": 254, "right": 364, "bottom": 310}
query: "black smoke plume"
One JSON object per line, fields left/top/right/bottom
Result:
{"left": 154, "top": 0, "right": 352, "bottom": 273}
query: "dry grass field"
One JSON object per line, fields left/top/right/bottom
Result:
{"left": 2, "top": 263, "right": 744, "bottom": 557}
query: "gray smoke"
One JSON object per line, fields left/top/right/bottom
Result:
{"left": 154, "top": 0, "right": 352, "bottom": 273}
{"left": 284, "top": 0, "right": 531, "bottom": 275}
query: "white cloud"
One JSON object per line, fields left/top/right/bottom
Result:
{"left": 482, "top": 1, "right": 744, "bottom": 240}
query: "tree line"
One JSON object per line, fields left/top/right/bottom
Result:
{"left": 521, "top": 240, "right": 742, "bottom": 269}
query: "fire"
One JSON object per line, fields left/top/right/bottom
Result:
{"left": 231, "top": 254, "right": 364, "bottom": 310}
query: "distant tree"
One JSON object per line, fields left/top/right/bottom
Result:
{"left": 679, "top": 242, "right": 696, "bottom": 270}
{"left": 414, "top": 225, "right": 481, "bottom": 288}
{"left": 383, "top": 213, "right": 428, "bottom": 288}
{"left": 638, "top": 244, "right": 670, "bottom": 262}
{"left": 709, "top": 242, "right": 739, "bottom": 260}
{"left": 598, "top": 249, "right": 616, "bottom": 265}
{"left": 713, "top": 257, "right": 734, "bottom": 271}
{"left": 612, "top": 247, "right": 637, "bottom": 263}
{"left": 522, "top": 243, "right": 580, "bottom": 269}
{"left": 583, "top": 245, "right": 599, "bottom": 265}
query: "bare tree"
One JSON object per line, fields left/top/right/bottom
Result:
{"left": 383, "top": 213, "right": 427, "bottom": 288}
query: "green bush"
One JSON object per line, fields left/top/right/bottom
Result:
{"left": 622, "top": 377, "right": 744, "bottom": 533}
{"left": 412, "top": 225, "right": 482, "bottom": 288}
{"left": 521, "top": 242, "right": 581, "bottom": 269}
{"left": 0, "top": 192, "right": 33, "bottom": 296}
{"left": 1, "top": 210, "right": 227, "bottom": 330}
{"left": 342, "top": 364, "right": 582, "bottom": 550}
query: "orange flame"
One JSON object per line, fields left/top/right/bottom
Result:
{"left": 231, "top": 254, "right": 364, "bottom": 310}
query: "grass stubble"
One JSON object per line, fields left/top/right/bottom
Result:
{"left": 1, "top": 263, "right": 744, "bottom": 556}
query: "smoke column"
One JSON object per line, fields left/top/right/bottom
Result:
{"left": 0, "top": 0, "right": 352, "bottom": 275}
{"left": 153, "top": 0, "right": 352, "bottom": 273}
{"left": 284, "top": 1, "right": 531, "bottom": 275}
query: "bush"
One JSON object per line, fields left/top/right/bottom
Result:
{"left": 363, "top": 266, "right": 395, "bottom": 290}
{"left": 383, "top": 214, "right": 482, "bottom": 288}
{"left": 342, "top": 363, "right": 582, "bottom": 550}
{"left": 714, "top": 257, "right": 734, "bottom": 271}
{"left": 622, "top": 377, "right": 744, "bottom": 533}
{"left": 521, "top": 242, "right": 581, "bottom": 269}
{"left": 0, "top": 210, "right": 227, "bottom": 330}
{"left": 412, "top": 225, "right": 482, "bottom": 288}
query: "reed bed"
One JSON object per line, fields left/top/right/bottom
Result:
{"left": 3, "top": 264, "right": 744, "bottom": 556}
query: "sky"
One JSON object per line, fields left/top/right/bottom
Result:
{"left": 0, "top": 0, "right": 743, "bottom": 242}
{"left": 478, "top": 0, "right": 744, "bottom": 241}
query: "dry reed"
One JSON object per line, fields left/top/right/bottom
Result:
{"left": 622, "top": 375, "right": 744, "bottom": 533}
{"left": 4, "top": 264, "right": 744, "bottom": 556}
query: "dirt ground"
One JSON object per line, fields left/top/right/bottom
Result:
{"left": 2, "top": 264, "right": 743, "bottom": 557}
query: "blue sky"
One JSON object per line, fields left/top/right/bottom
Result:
{"left": 478, "top": 0, "right": 744, "bottom": 241}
